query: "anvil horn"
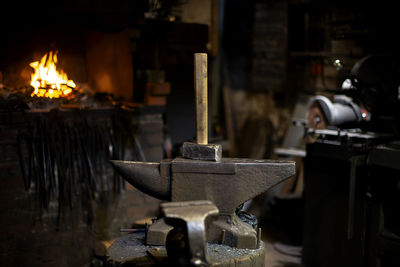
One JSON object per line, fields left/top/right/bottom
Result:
{"left": 110, "top": 160, "right": 171, "bottom": 200}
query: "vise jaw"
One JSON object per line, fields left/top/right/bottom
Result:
{"left": 161, "top": 200, "right": 219, "bottom": 266}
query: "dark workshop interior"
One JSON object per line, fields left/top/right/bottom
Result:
{"left": 1, "top": 0, "right": 400, "bottom": 266}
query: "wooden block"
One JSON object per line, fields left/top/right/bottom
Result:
{"left": 132, "top": 217, "right": 156, "bottom": 228}
{"left": 146, "top": 82, "right": 171, "bottom": 96}
{"left": 145, "top": 95, "right": 166, "bottom": 106}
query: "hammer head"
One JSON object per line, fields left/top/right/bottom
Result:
{"left": 181, "top": 142, "right": 222, "bottom": 161}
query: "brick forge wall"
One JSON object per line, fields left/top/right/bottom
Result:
{"left": 105, "top": 111, "right": 165, "bottom": 242}
{"left": 119, "top": 111, "right": 165, "bottom": 228}
{"left": 222, "top": 1, "right": 292, "bottom": 159}
{"left": 0, "top": 109, "right": 164, "bottom": 267}
{"left": 135, "top": 112, "right": 165, "bottom": 162}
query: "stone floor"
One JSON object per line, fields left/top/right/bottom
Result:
{"left": 254, "top": 194, "right": 305, "bottom": 267}
{"left": 264, "top": 241, "right": 303, "bottom": 267}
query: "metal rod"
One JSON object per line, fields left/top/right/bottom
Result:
{"left": 119, "top": 228, "right": 146, "bottom": 233}
{"left": 220, "top": 229, "right": 226, "bottom": 244}
{"left": 257, "top": 227, "right": 262, "bottom": 248}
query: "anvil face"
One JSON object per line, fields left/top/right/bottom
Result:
{"left": 171, "top": 158, "right": 295, "bottom": 214}
{"left": 111, "top": 157, "right": 295, "bottom": 214}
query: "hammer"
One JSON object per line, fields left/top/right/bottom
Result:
{"left": 181, "top": 53, "right": 222, "bottom": 162}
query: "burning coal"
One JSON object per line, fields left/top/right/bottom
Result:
{"left": 30, "top": 51, "right": 76, "bottom": 98}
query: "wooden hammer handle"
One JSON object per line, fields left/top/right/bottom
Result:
{"left": 194, "top": 53, "right": 208, "bottom": 145}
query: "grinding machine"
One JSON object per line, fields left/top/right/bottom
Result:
{"left": 106, "top": 53, "right": 296, "bottom": 266}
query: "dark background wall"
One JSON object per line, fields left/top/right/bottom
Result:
{"left": 221, "top": 0, "right": 400, "bottom": 159}
{"left": 1, "top": 0, "right": 400, "bottom": 266}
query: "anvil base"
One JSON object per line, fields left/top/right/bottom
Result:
{"left": 107, "top": 232, "right": 265, "bottom": 267}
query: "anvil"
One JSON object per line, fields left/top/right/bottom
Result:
{"left": 111, "top": 157, "right": 294, "bottom": 249}
{"left": 111, "top": 53, "right": 295, "bottom": 250}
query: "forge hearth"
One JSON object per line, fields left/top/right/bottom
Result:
{"left": 0, "top": 2, "right": 168, "bottom": 266}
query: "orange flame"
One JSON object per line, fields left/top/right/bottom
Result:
{"left": 30, "top": 51, "right": 76, "bottom": 98}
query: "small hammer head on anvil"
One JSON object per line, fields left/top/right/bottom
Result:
{"left": 110, "top": 53, "right": 295, "bottom": 249}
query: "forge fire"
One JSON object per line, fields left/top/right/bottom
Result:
{"left": 30, "top": 51, "right": 76, "bottom": 99}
